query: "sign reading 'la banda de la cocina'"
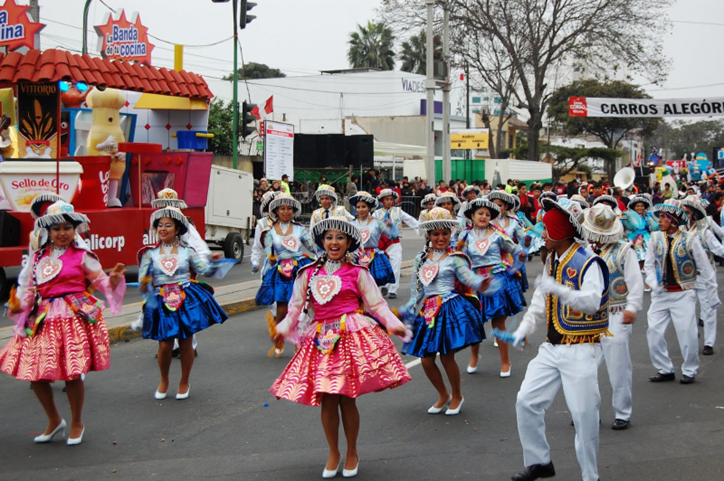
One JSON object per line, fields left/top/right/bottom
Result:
{"left": 95, "top": 9, "right": 154, "bottom": 65}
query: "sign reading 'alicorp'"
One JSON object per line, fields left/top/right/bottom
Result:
{"left": 0, "top": 0, "right": 45, "bottom": 51}
{"left": 95, "top": 9, "right": 154, "bottom": 65}
{"left": 569, "top": 96, "right": 724, "bottom": 118}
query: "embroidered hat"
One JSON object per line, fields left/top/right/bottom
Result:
{"left": 680, "top": 196, "right": 707, "bottom": 222}
{"left": 627, "top": 194, "right": 652, "bottom": 211}
{"left": 580, "top": 204, "right": 623, "bottom": 244}
{"left": 150, "top": 207, "right": 189, "bottom": 236}
{"left": 420, "top": 193, "right": 438, "bottom": 207}
{"left": 349, "top": 191, "right": 378, "bottom": 211}
{"left": 539, "top": 191, "right": 557, "bottom": 203}
{"left": 461, "top": 185, "right": 481, "bottom": 197}
{"left": 35, "top": 200, "right": 90, "bottom": 233}
{"left": 592, "top": 195, "right": 619, "bottom": 210}
{"left": 268, "top": 192, "right": 301, "bottom": 217}
{"left": 260, "top": 190, "right": 281, "bottom": 215}
{"left": 312, "top": 216, "right": 363, "bottom": 252}
{"left": 418, "top": 207, "right": 460, "bottom": 234}
{"left": 510, "top": 194, "right": 521, "bottom": 213}
{"left": 377, "top": 188, "right": 400, "bottom": 202}
{"left": 487, "top": 190, "right": 515, "bottom": 209}
{"left": 652, "top": 199, "right": 689, "bottom": 226}
{"left": 315, "top": 184, "right": 339, "bottom": 203}
{"left": 434, "top": 192, "right": 460, "bottom": 208}
{"left": 541, "top": 198, "right": 583, "bottom": 240}
{"left": 569, "top": 194, "right": 590, "bottom": 210}
{"left": 152, "top": 188, "right": 188, "bottom": 209}
{"left": 464, "top": 198, "right": 501, "bottom": 220}
{"left": 30, "top": 193, "right": 65, "bottom": 219}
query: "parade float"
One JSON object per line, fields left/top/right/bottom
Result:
{"left": 0, "top": 3, "right": 252, "bottom": 296}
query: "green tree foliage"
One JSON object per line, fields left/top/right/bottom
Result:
{"left": 399, "top": 30, "right": 442, "bottom": 75}
{"left": 222, "top": 62, "right": 286, "bottom": 81}
{"left": 207, "top": 99, "right": 234, "bottom": 156}
{"left": 645, "top": 120, "right": 724, "bottom": 160}
{"left": 347, "top": 21, "right": 395, "bottom": 70}
{"left": 547, "top": 80, "right": 662, "bottom": 149}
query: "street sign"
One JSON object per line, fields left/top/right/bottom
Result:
{"left": 450, "top": 129, "right": 489, "bottom": 150}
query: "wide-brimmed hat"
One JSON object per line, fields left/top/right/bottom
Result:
{"left": 435, "top": 192, "right": 460, "bottom": 208}
{"left": 349, "top": 191, "right": 378, "bottom": 211}
{"left": 541, "top": 198, "right": 583, "bottom": 238}
{"left": 487, "top": 190, "right": 515, "bottom": 209}
{"left": 581, "top": 204, "right": 623, "bottom": 244}
{"left": 311, "top": 216, "right": 362, "bottom": 252}
{"left": 420, "top": 193, "right": 437, "bottom": 207}
{"left": 268, "top": 192, "right": 301, "bottom": 217}
{"left": 315, "top": 184, "right": 338, "bottom": 203}
{"left": 461, "top": 185, "right": 481, "bottom": 197}
{"left": 569, "top": 194, "right": 590, "bottom": 210}
{"left": 35, "top": 200, "right": 90, "bottom": 233}
{"left": 260, "top": 190, "right": 281, "bottom": 215}
{"left": 680, "top": 196, "right": 707, "bottom": 222}
{"left": 30, "top": 193, "right": 65, "bottom": 219}
{"left": 539, "top": 191, "right": 557, "bottom": 202}
{"left": 627, "top": 194, "right": 652, "bottom": 211}
{"left": 464, "top": 198, "right": 500, "bottom": 220}
{"left": 652, "top": 200, "right": 689, "bottom": 226}
{"left": 377, "top": 188, "right": 400, "bottom": 202}
{"left": 418, "top": 207, "right": 460, "bottom": 234}
{"left": 592, "top": 195, "right": 619, "bottom": 210}
{"left": 150, "top": 207, "right": 189, "bottom": 236}
{"left": 152, "top": 188, "right": 188, "bottom": 209}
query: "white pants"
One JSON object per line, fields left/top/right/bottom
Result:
{"left": 385, "top": 242, "right": 403, "bottom": 295}
{"left": 516, "top": 343, "right": 603, "bottom": 481}
{"left": 173, "top": 334, "right": 198, "bottom": 351}
{"left": 600, "top": 311, "right": 633, "bottom": 421}
{"left": 696, "top": 281, "right": 718, "bottom": 348}
{"left": 646, "top": 289, "right": 699, "bottom": 377}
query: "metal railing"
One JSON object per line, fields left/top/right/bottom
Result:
{"left": 281, "top": 193, "right": 427, "bottom": 223}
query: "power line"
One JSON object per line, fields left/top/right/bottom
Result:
{"left": 672, "top": 20, "right": 724, "bottom": 27}
{"left": 649, "top": 81, "right": 724, "bottom": 92}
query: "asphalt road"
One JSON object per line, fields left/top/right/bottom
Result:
{"left": 2, "top": 253, "right": 724, "bottom": 480}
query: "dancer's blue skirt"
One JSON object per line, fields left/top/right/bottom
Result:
{"left": 368, "top": 250, "right": 396, "bottom": 286}
{"left": 481, "top": 271, "right": 524, "bottom": 320}
{"left": 255, "top": 256, "right": 314, "bottom": 306}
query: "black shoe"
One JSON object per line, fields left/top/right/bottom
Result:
{"left": 171, "top": 348, "right": 180, "bottom": 358}
{"left": 698, "top": 318, "right": 704, "bottom": 327}
{"left": 511, "top": 462, "right": 556, "bottom": 481}
{"left": 649, "top": 372, "right": 675, "bottom": 382}
{"left": 611, "top": 419, "right": 629, "bottom": 430}
{"left": 703, "top": 345, "right": 714, "bottom": 356}
{"left": 388, "top": 293, "right": 397, "bottom": 299}
{"left": 381, "top": 287, "right": 389, "bottom": 296}
{"left": 194, "top": 349, "right": 198, "bottom": 357}
{"left": 680, "top": 375, "right": 695, "bottom": 384}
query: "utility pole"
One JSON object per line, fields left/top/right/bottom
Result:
{"left": 465, "top": 61, "right": 471, "bottom": 161}
{"left": 441, "top": 2, "right": 451, "bottom": 183}
{"left": 232, "top": 0, "right": 239, "bottom": 170}
{"left": 425, "top": 0, "right": 436, "bottom": 186}
{"left": 29, "top": 0, "right": 40, "bottom": 49}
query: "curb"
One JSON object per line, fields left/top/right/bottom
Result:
{"left": 108, "top": 262, "right": 415, "bottom": 345}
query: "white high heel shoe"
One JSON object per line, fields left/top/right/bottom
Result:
{"left": 322, "top": 461, "right": 341, "bottom": 478}
{"left": 67, "top": 424, "right": 85, "bottom": 446}
{"left": 427, "top": 395, "right": 452, "bottom": 414}
{"left": 342, "top": 458, "right": 359, "bottom": 478}
{"left": 445, "top": 397, "right": 464, "bottom": 416}
{"left": 34, "top": 419, "right": 66, "bottom": 443}
{"left": 500, "top": 366, "right": 512, "bottom": 378}
{"left": 176, "top": 385, "right": 190, "bottom": 400}
{"left": 154, "top": 389, "right": 167, "bottom": 400}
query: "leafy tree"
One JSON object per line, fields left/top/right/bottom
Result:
{"left": 347, "top": 21, "right": 395, "bottom": 70}
{"left": 222, "top": 62, "right": 286, "bottom": 81}
{"left": 547, "top": 145, "right": 621, "bottom": 181}
{"left": 207, "top": 99, "right": 234, "bottom": 155}
{"left": 399, "top": 30, "right": 442, "bottom": 75}
{"left": 645, "top": 119, "right": 724, "bottom": 160}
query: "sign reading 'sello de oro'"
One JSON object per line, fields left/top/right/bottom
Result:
{"left": 0, "top": 0, "right": 45, "bottom": 51}
{"left": 95, "top": 9, "right": 154, "bottom": 65}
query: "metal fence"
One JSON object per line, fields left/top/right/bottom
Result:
{"left": 281, "top": 193, "right": 425, "bottom": 223}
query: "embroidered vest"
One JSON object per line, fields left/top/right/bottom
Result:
{"left": 547, "top": 245, "right": 610, "bottom": 342}
{"left": 600, "top": 241, "right": 631, "bottom": 307}
{"left": 688, "top": 222, "right": 715, "bottom": 267}
{"left": 650, "top": 230, "right": 698, "bottom": 289}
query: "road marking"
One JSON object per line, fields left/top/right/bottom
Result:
{"left": 404, "top": 352, "right": 438, "bottom": 369}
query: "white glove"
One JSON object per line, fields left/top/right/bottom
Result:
{"left": 536, "top": 274, "right": 567, "bottom": 297}
{"left": 512, "top": 329, "right": 526, "bottom": 347}
{"left": 130, "top": 314, "right": 144, "bottom": 332}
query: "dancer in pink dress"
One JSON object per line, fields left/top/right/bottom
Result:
{"left": 270, "top": 216, "right": 411, "bottom": 479}
{"left": 1, "top": 201, "right": 126, "bottom": 446}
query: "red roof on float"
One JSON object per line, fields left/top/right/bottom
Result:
{"left": 0, "top": 48, "right": 213, "bottom": 100}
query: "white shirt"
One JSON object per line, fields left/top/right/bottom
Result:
{"left": 309, "top": 205, "right": 355, "bottom": 234}
{"left": 621, "top": 246, "right": 644, "bottom": 313}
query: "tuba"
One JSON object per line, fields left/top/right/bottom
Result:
{"left": 614, "top": 167, "right": 635, "bottom": 191}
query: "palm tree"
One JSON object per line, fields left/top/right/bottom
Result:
{"left": 347, "top": 21, "right": 395, "bottom": 70}
{"left": 399, "top": 30, "right": 443, "bottom": 75}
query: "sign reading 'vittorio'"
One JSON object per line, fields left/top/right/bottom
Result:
{"left": 569, "top": 96, "right": 724, "bottom": 118}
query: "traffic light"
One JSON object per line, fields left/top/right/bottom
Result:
{"left": 241, "top": 101, "right": 257, "bottom": 139}
{"left": 240, "top": 0, "right": 256, "bottom": 29}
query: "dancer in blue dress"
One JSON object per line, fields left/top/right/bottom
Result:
{"left": 400, "top": 207, "right": 490, "bottom": 416}
{"left": 458, "top": 198, "right": 527, "bottom": 377}
{"left": 349, "top": 191, "right": 397, "bottom": 287}
{"left": 435, "top": 193, "right": 463, "bottom": 245}
{"left": 139, "top": 207, "right": 229, "bottom": 400}
{"left": 255, "top": 193, "right": 316, "bottom": 357}
{"left": 490, "top": 190, "right": 530, "bottom": 293}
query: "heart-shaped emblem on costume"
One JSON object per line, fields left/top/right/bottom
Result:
{"left": 419, "top": 264, "right": 439, "bottom": 286}
{"left": 360, "top": 229, "right": 371, "bottom": 244}
{"left": 566, "top": 267, "right": 577, "bottom": 278}
{"left": 281, "top": 236, "right": 299, "bottom": 251}
{"left": 36, "top": 257, "right": 63, "bottom": 284}
{"left": 475, "top": 238, "right": 491, "bottom": 254}
{"left": 159, "top": 255, "right": 179, "bottom": 276}
{"left": 311, "top": 275, "right": 342, "bottom": 305}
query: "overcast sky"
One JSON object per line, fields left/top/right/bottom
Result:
{"left": 37, "top": 0, "right": 724, "bottom": 101}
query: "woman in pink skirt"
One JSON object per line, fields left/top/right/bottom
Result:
{"left": 1, "top": 201, "right": 125, "bottom": 446}
{"left": 270, "top": 216, "right": 411, "bottom": 478}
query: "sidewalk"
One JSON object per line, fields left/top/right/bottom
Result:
{"left": 0, "top": 259, "right": 417, "bottom": 344}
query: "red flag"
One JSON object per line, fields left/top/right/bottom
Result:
{"left": 264, "top": 95, "right": 274, "bottom": 114}
{"left": 250, "top": 105, "right": 260, "bottom": 119}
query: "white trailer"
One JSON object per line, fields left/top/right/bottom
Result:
{"left": 204, "top": 165, "right": 254, "bottom": 263}
{"left": 485, "top": 159, "right": 553, "bottom": 184}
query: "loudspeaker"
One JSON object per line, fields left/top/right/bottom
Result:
{"left": 293, "top": 134, "right": 319, "bottom": 169}
{"left": 325, "top": 135, "right": 346, "bottom": 168}
{"left": 0, "top": 211, "right": 21, "bottom": 247}
{"left": 345, "top": 135, "right": 373, "bottom": 169}
{"left": 293, "top": 134, "right": 374, "bottom": 169}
